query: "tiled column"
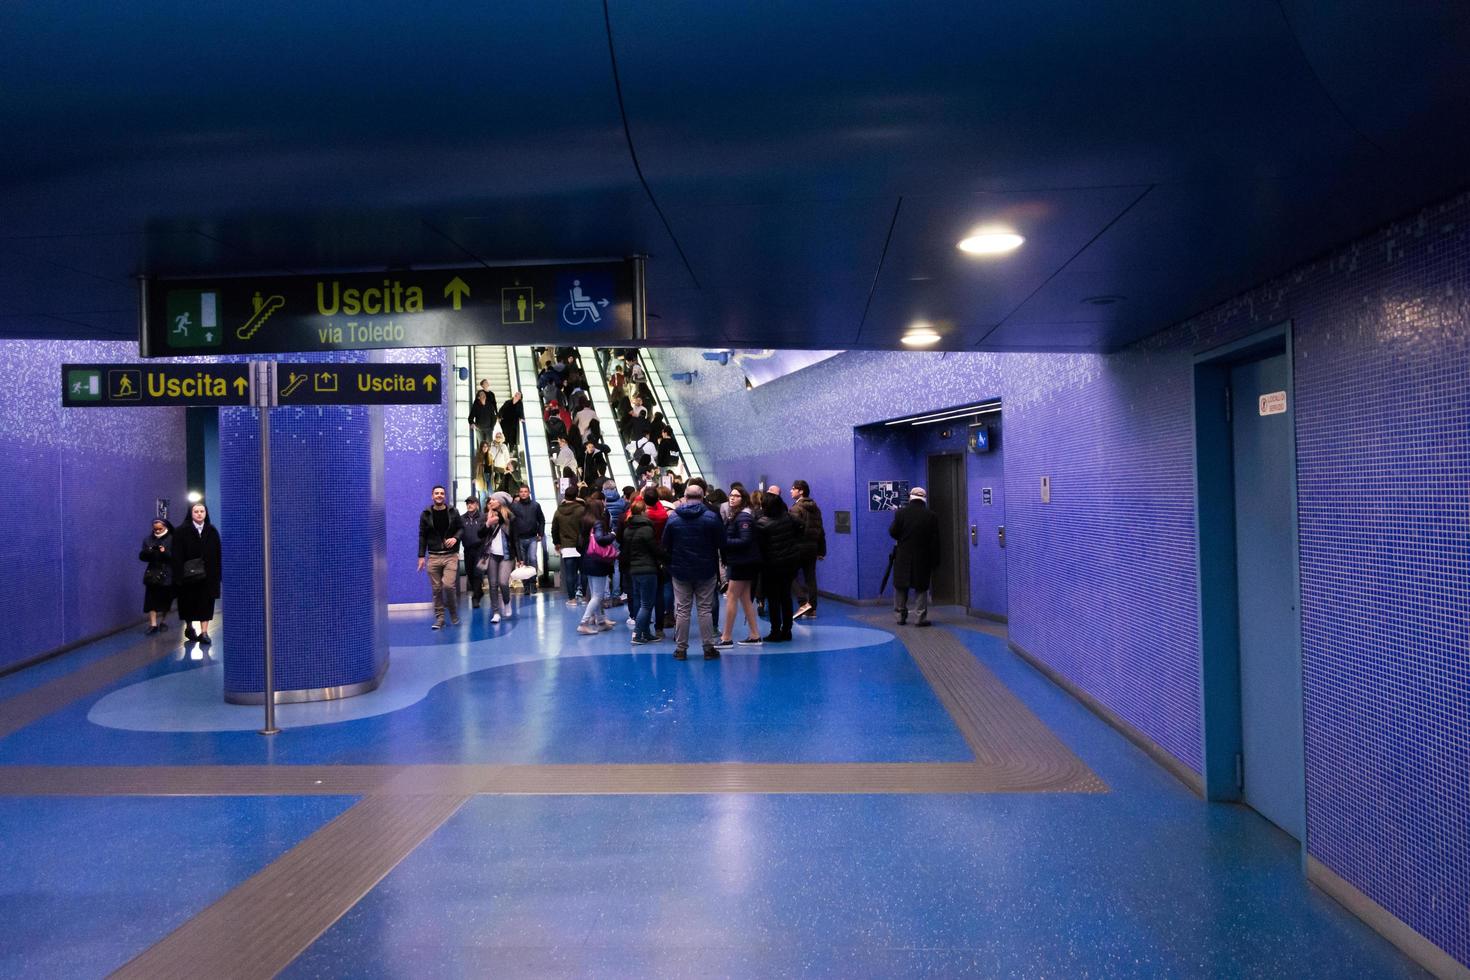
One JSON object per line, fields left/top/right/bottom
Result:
{"left": 218, "top": 360, "right": 388, "bottom": 703}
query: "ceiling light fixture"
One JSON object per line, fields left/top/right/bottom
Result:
{"left": 957, "top": 229, "right": 1024, "bottom": 256}
{"left": 901, "top": 328, "right": 941, "bottom": 347}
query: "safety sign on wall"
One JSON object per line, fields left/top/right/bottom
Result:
{"left": 868, "top": 480, "right": 910, "bottom": 511}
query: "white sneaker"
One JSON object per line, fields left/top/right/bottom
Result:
{"left": 576, "top": 624, "right": 599, "bottom": 635}
{"left": 491, "top": 613, "right": 501, "bottom": 624}
{"left": 626, "top": 617, "right": 636, "bottom": 627}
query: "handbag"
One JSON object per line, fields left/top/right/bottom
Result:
{"left": 181, "top": 558, "right": 207, "bottom": 583}
{"left": 510, "top": 565, "right": 538, "bottom": 582}
{"left": 585, "top": 528, "right": 619, "bottom": 562}
{"left": 144, "top": 565, "right": 171, "bottom": 587}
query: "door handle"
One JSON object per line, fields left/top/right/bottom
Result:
{"left": 969, "top": 524, "right": 977, "bottom": 546}
{"left": 997, "top": 525, "right": 1006, "bottom": 548}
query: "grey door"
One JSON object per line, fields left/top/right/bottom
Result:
{"left": 1230, "top": 353, "right": 1304, "bottom": 841}
{"left": 926, "top": 454, "right": 969, "bottom": 605}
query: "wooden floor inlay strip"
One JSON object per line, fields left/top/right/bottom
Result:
{"left": 861, "top": 614, "right": 1107, "bottom": 793}
{"left": 110, "top": 793, "right": 470, "bottom": 980}
{"left": 0, "top": 636, "right": 176, "bottom": 740}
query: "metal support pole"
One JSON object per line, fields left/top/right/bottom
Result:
{"left": 630, "top": 255, "right": 648, "bottom": 342}
{"left": 137, "top": 276, "right": 153, "bottom": 358}
{"left": 256, "top": 361, "right": 280, "bottom": 735}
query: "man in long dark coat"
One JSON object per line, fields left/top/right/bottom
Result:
{"left": 888, "top": 486, "right": 941, "bottom": 627}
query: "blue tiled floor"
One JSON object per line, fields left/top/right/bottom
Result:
{"left": 0, "top": 603, "right": 1434, "bottom": 977}
{"left": 0, "top": 795, "right": 355, "bottom": 978}
{"left": 0, "top": 598, "right": 970, "bottom": 766}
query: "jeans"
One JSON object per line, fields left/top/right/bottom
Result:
{"left": 515, "top": 536, "right": 538, "bottom": 590}
{"left": 484, "top": 554, "right": 513, "bottom": 616}
{"left": 672, "top": 576, "right": 717, "bottom": 652}
{"left": 580, "top": 574, "right": 608, "bottom": 626}
{"left": 632, "top": 573, "right": 657, "bottom": 638}
{"left": 562, "top": 555, "right": 582, "bottom": 600}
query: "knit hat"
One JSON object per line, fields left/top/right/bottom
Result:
{"left": 909, "top": 486, "right": 926, "bottom": 500}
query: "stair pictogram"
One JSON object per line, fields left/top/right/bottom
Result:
{"left": 237, "top": 295, "right": 286, "bottom": 341}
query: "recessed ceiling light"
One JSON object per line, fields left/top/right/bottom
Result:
{"left": 901, "top": 327, "right": 941, "bottom": 346}
{"left": 957, "top": 230, "right": 1024, "bottom": 255}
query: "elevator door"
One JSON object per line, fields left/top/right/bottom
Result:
{"left": 1230, "top": 353, "right": 1304, "bottom": 841}
{"left": 926, "top": 454, "right": 968, "bottom": 605}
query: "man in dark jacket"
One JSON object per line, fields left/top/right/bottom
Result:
{"left": 550, "top": 487, "right": 588, "bottom": 605}
{"left": 509, "top": 484, "right": 545, "bottom": 592}
{"left": 789, "top": 480, "right": 826, "bottom": 619}
{"left": 660, "top": 483, "right": 724, "bottom": 660}
{"left": 498, "top": 392, "right": 525, "bottom": 453}
{"left": 417, "top": 485, "right": 464, "bottom": 629}
{"left": 888, "top": 486, "right": 942, "bottom": 626}
{"left": 460, "top": 496, "right": 486, "bottom": 608}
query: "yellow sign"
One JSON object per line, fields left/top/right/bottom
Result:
{"left": 314, "top": 371, "right": 338, "bottom": 393}
{"left": 108, "top": 369, "right": 142, "bottom": 400}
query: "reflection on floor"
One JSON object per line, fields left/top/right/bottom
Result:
{"left": 0, "top": 596, "right": 1427, "bottom": 978}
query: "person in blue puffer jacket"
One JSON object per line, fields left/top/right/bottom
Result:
{"left": 716, "top": 484, "right": 763, "bottom": 647}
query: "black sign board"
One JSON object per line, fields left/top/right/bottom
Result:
{"left": 62, "top": 363, "right": 253, "bottom": 407}
{"left": 275, "top": 363, "right": 442, "bottom": 405}
{"left": 62, "top": 362, "right": 443, "bottom": 407}
{"left": 868, "top": 480, "right": 911, "bottom": 511}
{"left": 141, "top": 260, "right": 638, "bottom": 357}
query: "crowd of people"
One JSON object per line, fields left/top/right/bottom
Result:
{"left": 534, "top": 347, "right": 688, "bottom": 494}
{"left": 467, "top": 379, "right": 525, "bottom": 495}
{"left": 417, "top": 474, "right": 831, "bottom": 660}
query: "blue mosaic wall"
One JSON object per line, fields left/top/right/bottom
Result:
{"left": 654, "top": 189, "right": 1470, "bottom": 968}
{"left": 219, "top": 352, "right": 388, "bottom": 697}
{"left": 0, "top": 340, "right": 187, "bottom": 671}
{"left": 382, "top": 348, "right": 449, "bottom": 604}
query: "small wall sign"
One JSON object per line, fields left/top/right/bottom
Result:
{"left": 982, "top": 487, "right": 993, "bottom": 506}
{"left": 834, "top": 510, "right": 852, "bottom": 534}
{"left": 1259, "top": 391, "right": 1287, "bottom": 416}
{"left": 868, "top": 480, "right": 910, "bottom": 511}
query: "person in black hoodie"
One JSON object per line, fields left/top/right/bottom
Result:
{"left": 756, "top": 491, "right": 803, "bottom": 642}
{"left": 175, "top": 502, "right": 222, "bottom": 645}
{"left": 139, "top": 517, "right": 175, "bottom": 635}
{"left": 460, "top": 496, "right": 486, "bottom": 609}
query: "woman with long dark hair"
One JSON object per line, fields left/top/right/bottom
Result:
{"left": 576, "top": 495, "right": 618, "bottom": 635}
{"left": 756, "top": 491, "right": 802, "bottom": 642}
{"left": 716, "top": 485, "right": 762, "bottom": 647}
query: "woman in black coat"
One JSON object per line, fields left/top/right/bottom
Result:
{"left": 174, "top": 502, "right": 222, "bottom": 645}
{"left": 139, "top": 518, "right": 175, "bottom": 635}
{"left": 755, "top": 491, "right": 804, "bottom": 642}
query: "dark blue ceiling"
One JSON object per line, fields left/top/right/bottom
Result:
{"left": 1, "top": 2, "right": 1467, "bottom": 351}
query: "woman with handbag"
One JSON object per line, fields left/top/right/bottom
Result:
{"left": 139, "top": 518, "right": 175, "bottom": 635}
{"left": 174, "top": 502, "right": 222, "bottom": 645}
{"left": 576, "top": 496, "right": 618, "bottom": 635}
{"left": 478, "top": 498, "right": 518, "bottom": 624}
